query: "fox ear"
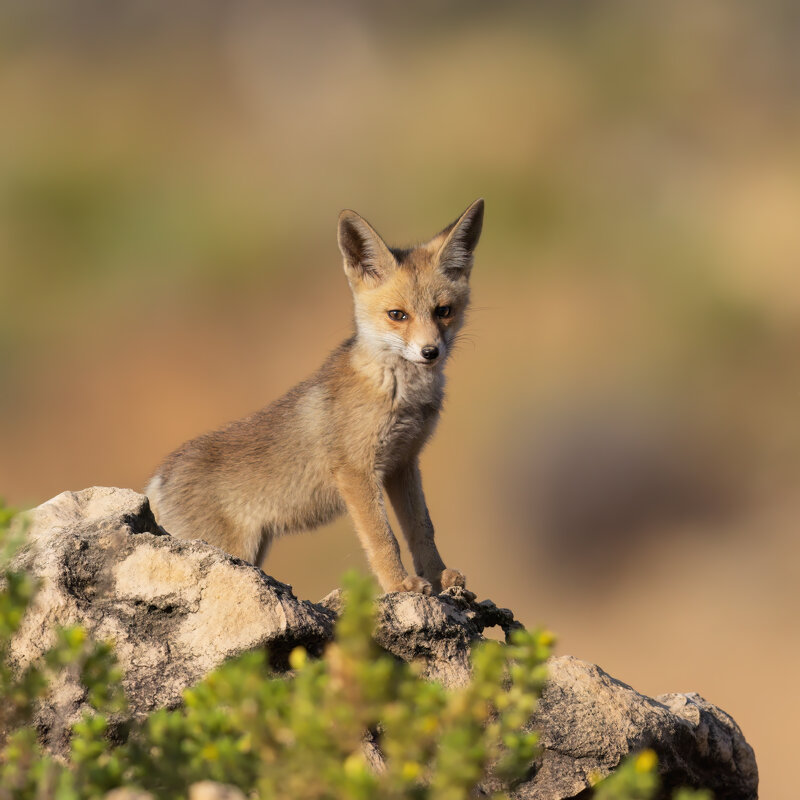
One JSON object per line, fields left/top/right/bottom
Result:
{"left": 337, "top": 210, "right": 396, "bottom": 286}
{"left": 435, "top": 198, "right": 484, "bottom": 279}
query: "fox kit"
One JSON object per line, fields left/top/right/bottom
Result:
{"left": 146, "top": 199, "right": 484, "bottom": 595}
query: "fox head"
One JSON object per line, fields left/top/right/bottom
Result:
{"left": 337, "top": 199, "right": 484, "bottom": 367}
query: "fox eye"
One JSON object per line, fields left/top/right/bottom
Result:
{"left": 387, "top": 309, "right": 408, "bottom": 321}
{"left": 435, "top": 305, "right": 452, "bottom": 318}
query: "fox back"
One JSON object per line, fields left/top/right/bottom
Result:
{"left": 146, "top": 199, "right": 484, "bottom": 594}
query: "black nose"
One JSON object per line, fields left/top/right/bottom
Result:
{"left": 421, "top": 346, "right": 439, "bottom": 361}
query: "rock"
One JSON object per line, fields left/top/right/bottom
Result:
{"left": 519, "top": 656, "right": 758, "bottom": 799}
{"left": 325, "top": 584, "right": 523, "bottom": 688}
{"left": 10, "top": 487, "right": 335, "bottom": 754}
{"left": 9, "top": 487, "right": 758, "bottom": 798}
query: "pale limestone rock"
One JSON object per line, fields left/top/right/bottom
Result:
{"left": 114, "top": 544, "right": 201, "bottom": 605}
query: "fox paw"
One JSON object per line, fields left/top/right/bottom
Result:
{"left": 397, "top": 575, "right": 433, "bottom": 595}
{"left": 440, "top": 568, "right": 466, "bottom": 590}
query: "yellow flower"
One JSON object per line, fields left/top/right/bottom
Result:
{"left": 635, "top": 749, "right": 657, "bottom": 773}
{"left": 539, "top": 630, "right": 556, "bottom": 647}
{"left": 421, "top": 715, "right": 439, "bottom": 734}
{"left": 344, "top": 753, "right": 365, "bottom": 778}
{"left": 200, "top": 743, "right": 219, "bottom": 761}
{"left": 289, "top": 646, "right": 307, "bottom": 670}
{"left": 67, "top": 628, "right": 87, "bottom": 647}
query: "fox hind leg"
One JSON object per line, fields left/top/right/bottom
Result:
{"left": 254, "top": 528, "right": 274, "bottom": 570}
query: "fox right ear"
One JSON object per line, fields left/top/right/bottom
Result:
{"left": 435, "top": 198, "right": 484, "bottom": 279}
{"left": 337, "top": 210, "right": 396, "bottom": 286}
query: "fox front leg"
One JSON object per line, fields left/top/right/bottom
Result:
{"left": 335, "top": 468, "right": 432, "bottom": 595}
{"left": 384, "top": 460, "right": 466, "bottom": 594}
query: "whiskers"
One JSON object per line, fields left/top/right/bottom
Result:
{"left": 381, "top": 331, "right": 410, "bottom": 356}
{"left": 449, "top": 330, "right": 479, "bottom": 354}
{"left": 449, "top": 304, "right": 489, "bottom": 354}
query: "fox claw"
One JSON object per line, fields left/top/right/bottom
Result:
{"left": 398, "top": 576, "right": 433, "bottom": 595}
{"left": 440, "top": 568, "right": 466, "bottom": 590}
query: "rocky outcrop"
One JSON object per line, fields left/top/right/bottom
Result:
{"left": 9, "top": 487, "right": 517, "bottom": 749}
{"left": 525, "top": 658, "right": 757, "bottom": 799}
{"left": 9, "top": 487, "right": 757, "bottom": 798}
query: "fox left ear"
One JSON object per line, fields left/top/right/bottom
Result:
{"left": 435, "top": 198, "right": 484, "bottom": 279}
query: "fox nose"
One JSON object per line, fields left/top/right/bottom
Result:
{"left": 421, "top": 346, "right": 439, "bottom": 361}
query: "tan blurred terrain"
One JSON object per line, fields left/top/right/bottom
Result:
{"left": 1, "top": 1, "right": 799, "bottom": 796}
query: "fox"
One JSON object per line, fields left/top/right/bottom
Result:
{"left": 145, "top": 199, "right": 484, "bottom": 595}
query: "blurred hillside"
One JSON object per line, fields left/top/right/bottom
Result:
{"left": 1, "top": 1, "right": 798, "bottom": 796}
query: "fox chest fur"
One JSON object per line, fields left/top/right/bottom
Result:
{"left": 314, "top": 343, "right": 444, "bottom": 479}
{"left": 358, "top": 361, "right": 444, "bottom": 476}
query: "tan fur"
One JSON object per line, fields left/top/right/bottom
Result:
{"left": 146, "top": 199, "right": 484, "bottom": 594}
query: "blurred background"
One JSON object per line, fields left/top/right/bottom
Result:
{"left": 1, "top": 0, "right": 798, "bottom": 794}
